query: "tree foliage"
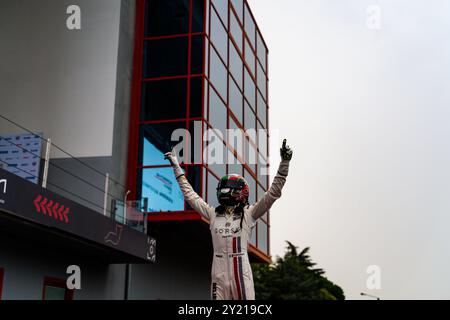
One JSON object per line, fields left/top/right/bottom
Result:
{"left": 252, "top": 241, "right": 345, "bottom": 300}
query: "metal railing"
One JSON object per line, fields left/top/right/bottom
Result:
{"left": 0, "top": 113, "right": 148, "bottom": 233}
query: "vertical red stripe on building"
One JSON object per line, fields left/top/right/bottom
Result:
{"left": 126, "top": 0, "right": 146, "bottom": 199}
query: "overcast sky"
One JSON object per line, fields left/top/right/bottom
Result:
{"left": 248, "top": 0, "right": 450, "bottom": 299}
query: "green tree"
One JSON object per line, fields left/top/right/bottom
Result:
{"left": 252, "top": 241, "right": 345, "bottom": 300}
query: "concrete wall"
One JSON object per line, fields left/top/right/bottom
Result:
{"left": 0, "top": 0, "right": 121, "bottom": 158}
{"left": 0, "top": 0, "right": 136, "bottom": 212}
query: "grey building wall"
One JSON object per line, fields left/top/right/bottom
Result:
{"left": 0, "top": 0, "right": 213, "bottom": 300}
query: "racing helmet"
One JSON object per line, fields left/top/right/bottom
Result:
{"left": 216, "top": 174, "right": 249, "bottom": 206}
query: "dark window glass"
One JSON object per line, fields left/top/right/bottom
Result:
{"left": 210, "top": 48, "right": 228, "bottom": 101}
{"left": 245, "top": 39, "right": 255, "bottom": 76}
{"left": 244, "top": 4, "right": 256, "bottom": 47}
{"left": 207, "top": 170, "right": 220, "bottom": 207}
{"left": 190, "top": 76, "right": 203, "bottom": 118}
{"left": 143, "top": 38, "right": 188, "bottom": 78}
{"left": 230, "top": 11, "right": 243, "bottom": 52}
{"left": 257, "top": 91, "right": 267, "bottom": 128}
{"left": 210, "top": 8, "right": 228, "bottom": 62}
{"left": 209, "top": 86, "right": 227, "bottom": 137}
{"left": 211, "top": 0, "right": 228, "bottom": 26}
{"left": 145, "top": 0, "right": 190, "bottom": 37}
{"left": 257, "top": 31, "right": 267, "bottom": 71}
{"left": 231, "top": 0, "right": 243, "bottom": 21}
{"left": 141, "top": 79, "right": 187, "bottom": 121}
{"left": 191, "top": 36, "right": 204, "bottom": 75}
{"left": 229, "top": 77, "right": 243, "bottom": 124}
{"left": 244, "top": 69, "right": 255, "bottom": 109}
{"left": 257, "top": 220, "right": 268, "bottom": 253}
{"left": 186, "top": 165, "right": 203, "bottom": 210}
{"left": 192, "top": 0, "right": 205, "bottom": 33}
{"left": 140, "top": 122, "right": 186, "bottom": 166}
{"left": 138, "top": 167, "right": 185, "bottom": 212}
{"left": 229, "top": 41, "right": 243, "bottom": 89}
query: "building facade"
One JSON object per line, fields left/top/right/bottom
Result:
{"left": 0, "top": 0, "right": 270, "bottom": 299}
{"left": 127, "top": 0, "right": 271, "bottom": 261}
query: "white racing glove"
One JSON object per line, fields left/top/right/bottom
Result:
{"left": 164, "top": 151, "right": 184, "bottom": 178}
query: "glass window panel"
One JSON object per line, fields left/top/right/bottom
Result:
{"left": 230, "top": 11, "right": 243, "bottom": 52}
{"left": 210, "top": 8, "right": 228, "bottom": 62}
{"left": 192, "top": 0, "right": 205, "bottom": 33}
{"left": 244, "top": 100, "right": 256, "bottom": 131}
{"left": 207, "top": 138, "right": 226, "bottom": 178}
{"left": 209, "top": 48, "right": 228, "bottom": 102}
{"left": 204, "top": 38, "right": 210, "bottom": 77}
{"left": 145, "top": 0, "right": 190, "bottom": 37}
{"left": 245, "top": 39, "right": 255, "bottom": 76}
{"left": 257, "top": 220, "right": 268, "bottom": 254}
{"left": 140, "top": 122, "right": 186, "bottom": 166}
{"left": 244, "top": 168, "right": 256, "bottom": 204}
{"left": 139, "top": 167, "right": 185, "bottom": 212}
{"left": 257, "top": 92, "right": 267, "bottom": 128}
{"left": 257, "top": 31, "right": 267, "bottom": 71}
{"left": 244, "top": 69, "right": 255, "bottom": 109}
{"left": 204, "top": 78, "right": 209, "bottom": 119}
{"left": 190, "top": 76, "right": 203, "bottom": 118}
{"left": 231, "top": 0, "right": 243, "bottom": 21}
{"left": 191, "top": 35, "right": 204, "bottom": 75}
{"left": 227, "top": 148, "right": 243, "bottom": 176}
{"left": 209, "top": 86, "right": 227, "bottom": 137}
{"left": 229, "top": 41, "right": 243, "bottom": 89}
{"left": 244, "top": 4, "right": 256, "bottom": 48}
{"left": 245, "top": 139, "right": 257, "bottom": 174}
{"left": 207, "top": 170, "right": 220, "bottom": 207}
{"left": 143, "top": 38, "right": 188, "bottom": 78}
{"left": 228, "top": 118, "right": 244, "bottom": 161}
{"left": 211, "top": 0, "right": 228, "bottom": 26}
{"left": 229, "top": 77, "right": 243, "bottom": 124}
{"left": 257, "top": 62, "right": 266, "bottom": 100}
{"left": 141, "top": 79, "right": 187, "bottom": 121}
{"left": 257, "top": 121, "right": 267, "bottom": 158}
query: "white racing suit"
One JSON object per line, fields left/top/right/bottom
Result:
{"left": 171, "top": 160, "right": 290, "bottom": 300}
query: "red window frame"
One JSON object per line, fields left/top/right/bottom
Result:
{"left": 42, "top": 277, "right": 74, "bottom": 300}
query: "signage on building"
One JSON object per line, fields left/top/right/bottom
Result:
{"left": 0, "top": 133, "right": 43, "bottom": 184}
{"left": 0, "top": 168, "right": 156, "bottom": 263}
